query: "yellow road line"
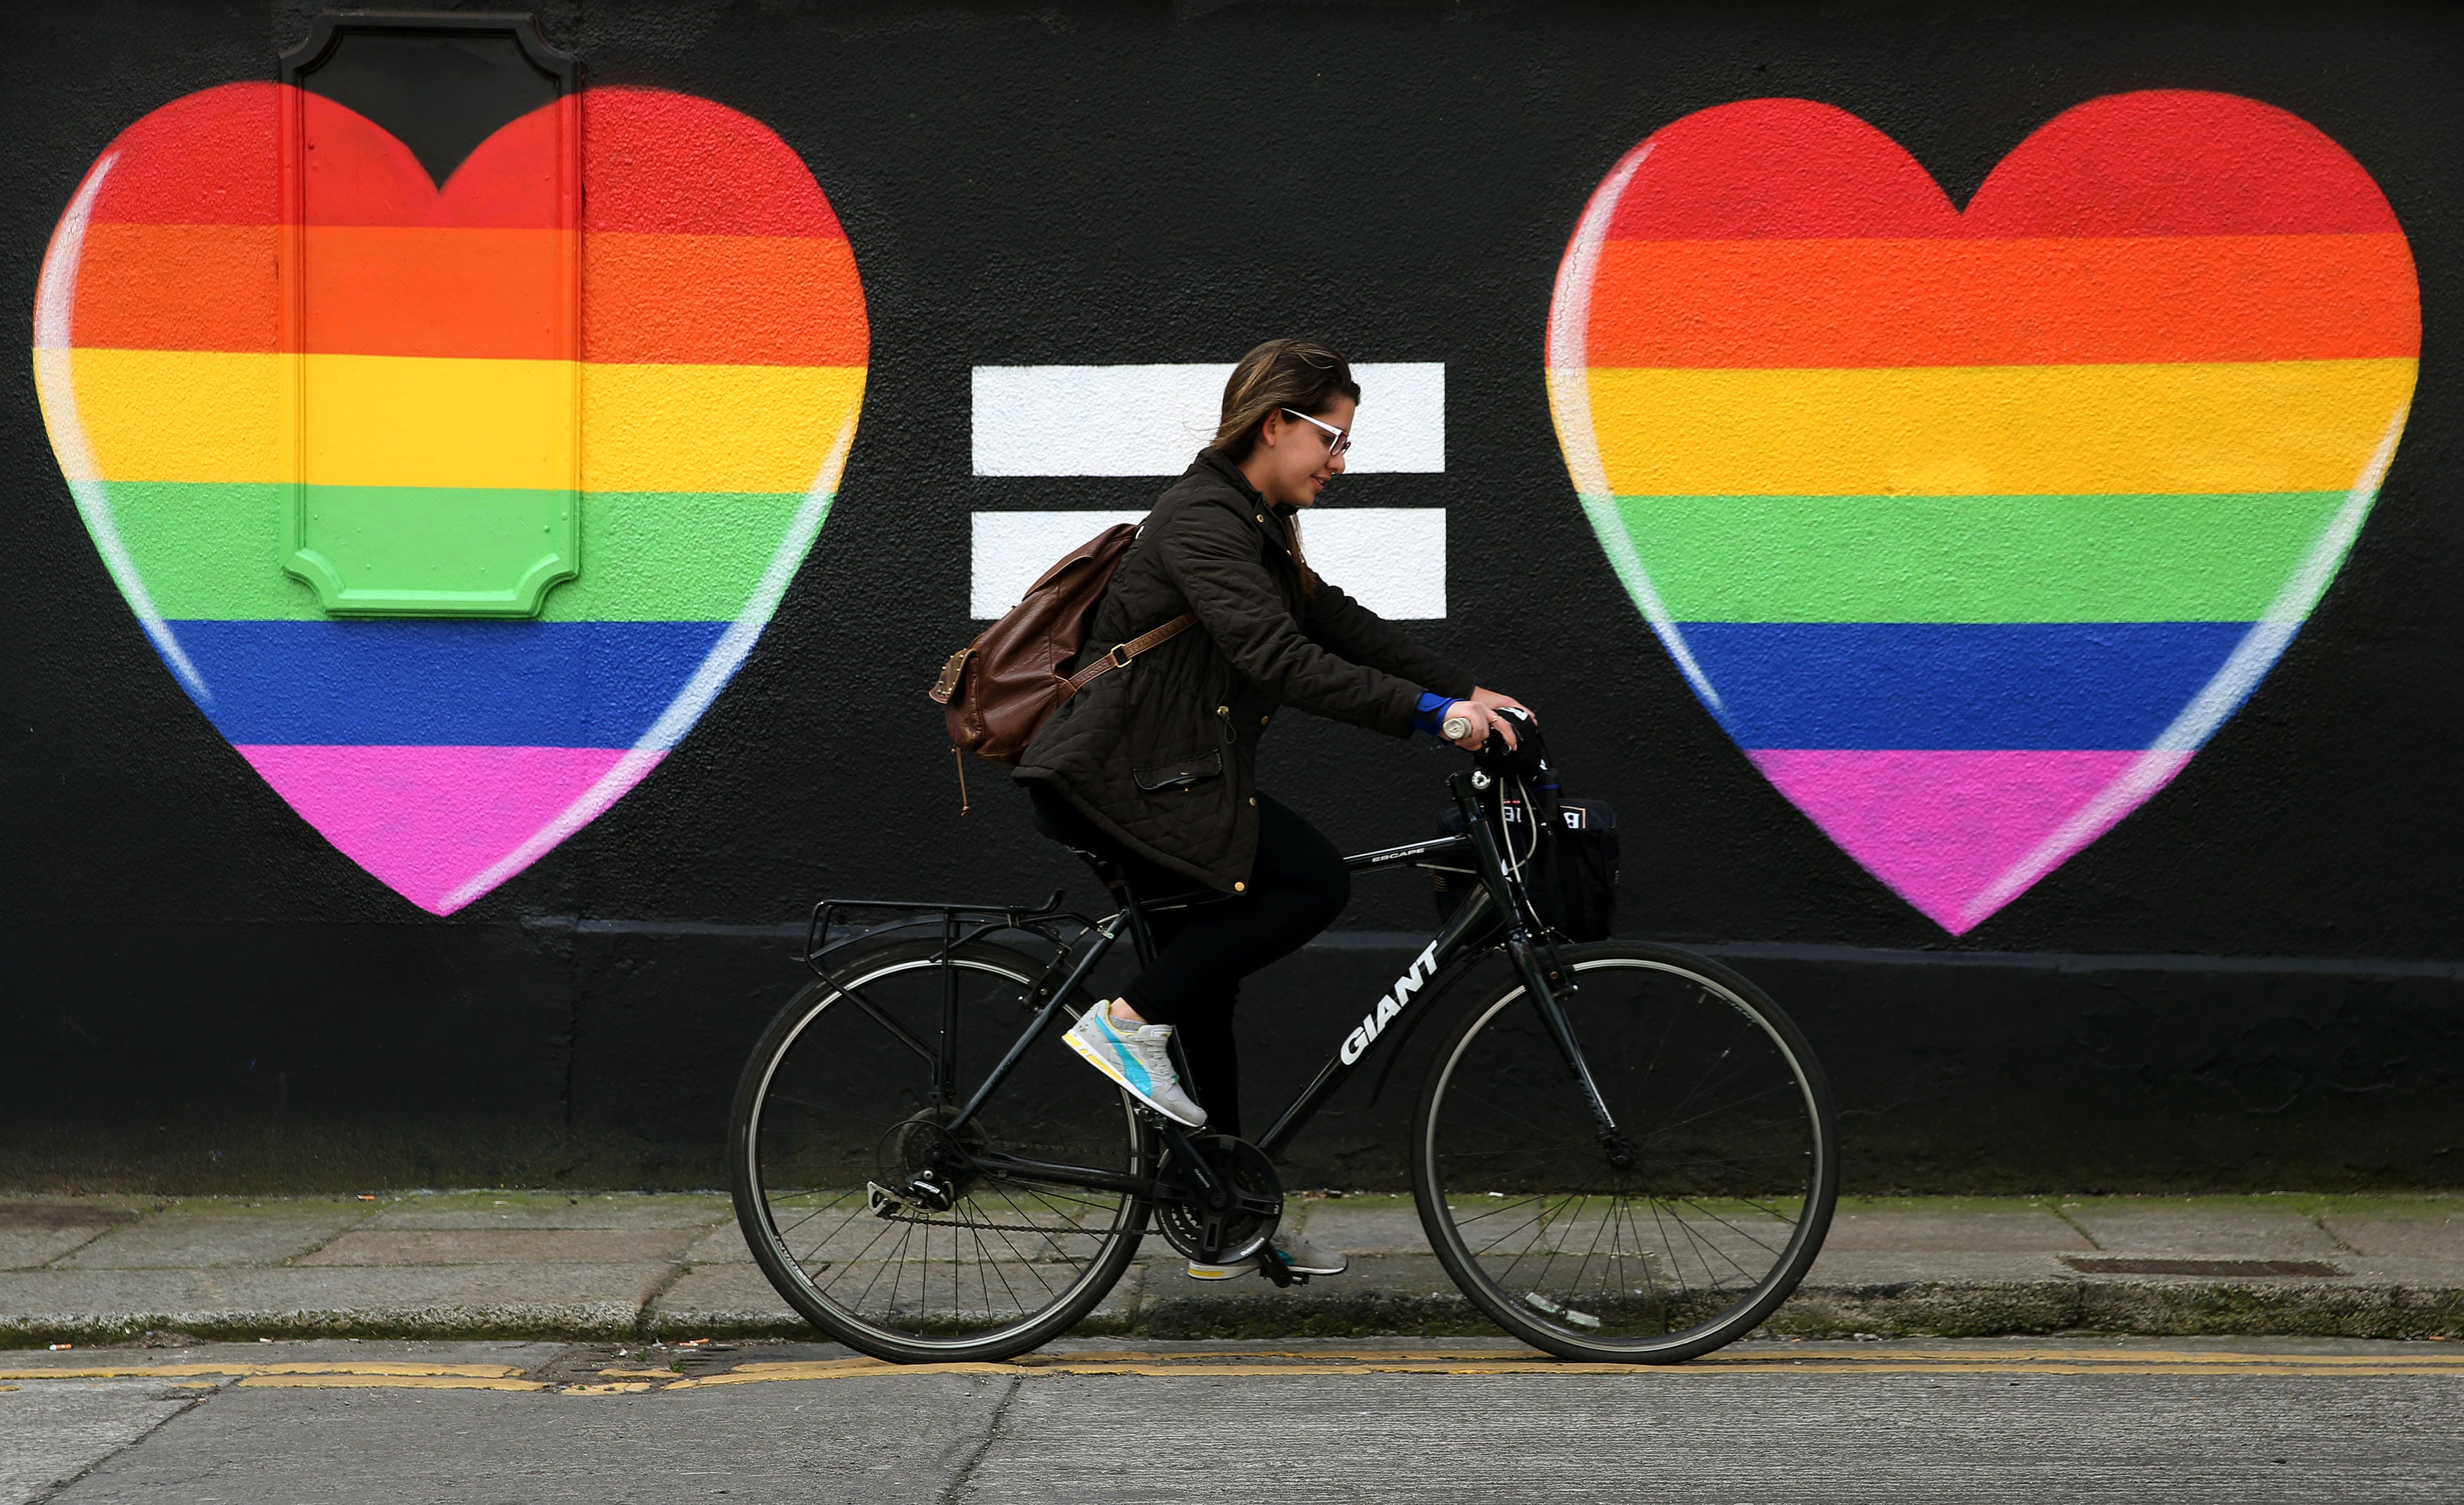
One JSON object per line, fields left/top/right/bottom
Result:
{"left": 12, "top": 1349, "right": 2455, "bottom": 1397}
{"left": 233, "top": 1374, "right": 548, "bottom": 1392}
{"left": 670, "top": 1352, "right": 2464, "bottom": 1384}
{"left": 562, "top": 1382, "right": 658, "bottom": 1395}
{"left": 1021, "top": 1347, "right": 2464, "bottom": 1371}
{"left": 0, "top": 1362, "right": 525, "bottom": 1380}
{"left": 1695, "top": 1347, "right": 2464, "bottom": 1368}
{"left": 665, "top": 1359, "right": 1012, "bottom": 1388}
{"left": 1013, "top": 1349, "right": 1519, "bottom": 1365}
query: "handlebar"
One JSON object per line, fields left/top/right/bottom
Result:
{"left": 1449, "top": 704, "right": 1550, "bottom": 782}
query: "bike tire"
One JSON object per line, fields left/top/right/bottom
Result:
{"left": 729, "top": 937, "right": 1153, "bottom": 1363}
{"left": 1411, "top": 941, "right": 1838, "bottom": 1363}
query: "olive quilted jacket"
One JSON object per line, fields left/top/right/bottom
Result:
{"left": 1012, "top": 452, "right": 1474, "bottom": 892}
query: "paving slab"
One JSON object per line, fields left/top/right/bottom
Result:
{"left": 60, "top": 1199, "right": 372, "bottom": 1270}
{"left": 681, "top": 1221, "right": 755, "bottom": 1264}
{"left": 0, "top": 1202, "right": 156, "bottom": 1273}
{"left": 1290, "top": 1197, "right": 1429, "bottom": 1254}
{"left": 2062, "top": 1198, "right": 2342, "bottom": 1257}
{"left": 1822, "top": 1199, "right": 2091, "bottom": 1253}
{"left": 2317, "top": 1209, "right": 2464, "bottom": 1264}
{"left": 2327, "top": 1216, "right": 2460, "bottom": 1252}
{"left": 301, "top": 1229, "right": 694, "bottom": 1266}
{"left": 1806, "top": 1249, "right": 2080, "bottom": 1285}
{"left": 365, "top": 1191, "right": 731, "bottom": 1231}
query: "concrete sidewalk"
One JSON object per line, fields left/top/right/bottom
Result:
{"left": 3, "top": 1191, "right": 2458, "bottom": 1347}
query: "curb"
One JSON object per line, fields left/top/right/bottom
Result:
{"left": 0, "top": 1303, "right": 641, "bottom": 1349}
{"left": 1771, "top": 1279, "right": 2464, "bottom": 1340}
{"left": 12, "top": 1280, "right": 2460, "bottom": 1349}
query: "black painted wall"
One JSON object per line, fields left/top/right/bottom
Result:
{"left": 6, "top": 0, "right": 2460, "bottom": 1192}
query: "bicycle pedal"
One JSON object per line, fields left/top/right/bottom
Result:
{"left": 1256, "top": 1252, "right": 1305, "bottom": 1289}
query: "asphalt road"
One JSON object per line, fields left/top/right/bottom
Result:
{"left": 6, "top": 1339, "right": 2458, "bottom": 1504}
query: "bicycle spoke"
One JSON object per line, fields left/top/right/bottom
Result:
{"left": 1420, "top": 947, "right": 1835, "bottom": 1358}
{"left": 735, "top": 943, "right": 1150, "bottom": 1356}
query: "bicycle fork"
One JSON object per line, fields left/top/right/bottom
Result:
{"left": 1457, "top": 776, "right": 1630, "bottom": 1169}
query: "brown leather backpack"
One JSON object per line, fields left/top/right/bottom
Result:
{"left": 928, "top": 522, "right": 1194, "bottom": 802}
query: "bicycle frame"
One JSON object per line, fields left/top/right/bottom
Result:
{"left": 807, "top": 764, "right": 1622, "bottom": 1207}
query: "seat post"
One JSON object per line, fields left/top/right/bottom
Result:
{"left": 1069, "top": 848, "right": 1159, "bottom": 966}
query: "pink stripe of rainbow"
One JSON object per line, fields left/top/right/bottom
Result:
{"left": 237, "top": 745, "right": 665, "bottom": 914}
{"left": 1748, "top": 750, "right": 2196, "bottom": 933}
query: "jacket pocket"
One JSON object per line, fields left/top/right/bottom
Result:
{"left": 1132, "top": 752, "right": 1224, "bottom": 791}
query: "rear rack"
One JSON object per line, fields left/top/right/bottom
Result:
{"left": 803, "top": 889, "right": 1093, "bottom": 976}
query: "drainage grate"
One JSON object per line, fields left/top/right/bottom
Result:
{"left": 2061, "top": 1256, "right": 2345, "bottom": 1278}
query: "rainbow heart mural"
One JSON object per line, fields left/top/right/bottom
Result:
{"left": 34, "top": 83, "right": 866, "bottom": 914}
{"left": 1547, "top": 92, "right": 2418, "bottom": 933}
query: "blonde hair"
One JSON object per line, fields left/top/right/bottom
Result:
{"left": 1206, "top": 339, "right": 1360, "bottom": 597}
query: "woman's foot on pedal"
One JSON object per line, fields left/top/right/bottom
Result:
{"left": 1187, "top": 1228, "right": 1347, "bottom": 1280}
{"left": 1062, "top": 1003, "right": 1207, "bottom": 1128}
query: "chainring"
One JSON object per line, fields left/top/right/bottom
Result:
{"left": 1155, "top": 1134, "right": 1283, "bottom": 1264}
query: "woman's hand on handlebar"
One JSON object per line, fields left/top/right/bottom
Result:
{"left": 1468, "top": 686, "right": 1534, "bottom": 724}
{"left": 1441, "top": 688, "right": 1536, "bottom": 751}
{"left": 1441, "top": 700, "right": 1517, "bottom": 752}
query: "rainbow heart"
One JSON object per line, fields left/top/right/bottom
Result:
{"left": 1547, "top": 92, "right": 2418, "bottom": 933}
{"left": 34, "top": 83, "right": 866, "bottom": 914}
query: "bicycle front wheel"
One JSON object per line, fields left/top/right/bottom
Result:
{"left": 1412, "top": 942, "right": 1837, "bottom": 1362}
{"left": 729, "top": 938, "right": 1152, "bottom": 1363}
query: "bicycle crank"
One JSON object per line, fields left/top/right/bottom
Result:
{"left": 1155, "top": 1133, "right": 1283, "bottom": 1269}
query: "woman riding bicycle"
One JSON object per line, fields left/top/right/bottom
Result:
{"left": 1013, "top": 339, "right": 1533, "bottom": 1280}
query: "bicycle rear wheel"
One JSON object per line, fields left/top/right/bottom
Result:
{"left": 729, "top": 938, "right": 1152, "bottom": 1363}
{"left": 1412, "top": 942, "right": 1837, "bottom": 1362}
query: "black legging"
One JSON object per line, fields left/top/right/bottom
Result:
{"left": 1026, "top": 783, "right": 1349, "bottom": 1138}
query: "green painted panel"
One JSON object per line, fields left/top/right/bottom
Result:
{"left": 102, "top": 482, "right": 810, "bottom": 622}
{"left": 287, "top": 485, "right": 579, "bottom": 617}
{"left": 1609, "top": 493, "right": 2349, "bottom": 622}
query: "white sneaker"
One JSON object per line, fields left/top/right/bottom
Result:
{"left": 1187, "top": 1228, "right": 1347, "bottom": 1280}
{"left": 1062, "top": 1005, "right": 1207, "bottom": 1128}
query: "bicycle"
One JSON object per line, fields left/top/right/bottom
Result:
{"left": 727, "top": 720, "right": 1838, "bottom": 1364}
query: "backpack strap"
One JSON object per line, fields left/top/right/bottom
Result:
{"left": 1057, "top": 614, "right": 1197, "bottom": 699}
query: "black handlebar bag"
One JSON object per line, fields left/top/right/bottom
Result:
{"left": 1431, "top": 794, "right": 1620, "bottom": 943}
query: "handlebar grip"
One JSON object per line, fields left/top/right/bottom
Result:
{"left": 1440, "top": 714, "right": 1472, "bottom": 742}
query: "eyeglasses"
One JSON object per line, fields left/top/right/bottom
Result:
{"left": 1281, "top": 408, "right": 1351, "bottom": 460}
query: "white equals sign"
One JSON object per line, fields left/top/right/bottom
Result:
{"left": 969, "top": 363, "right": 1447, "bottom": 620}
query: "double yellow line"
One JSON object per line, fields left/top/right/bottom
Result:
{"left": 10, "top": 1346, "right": 2460, "bottom": 1393}
{"left": 0, "top": 1361, "right": 543, "bottom": 1392}
{"left": 665, "top": 1346, "right": 2464, "bottom": 1384}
